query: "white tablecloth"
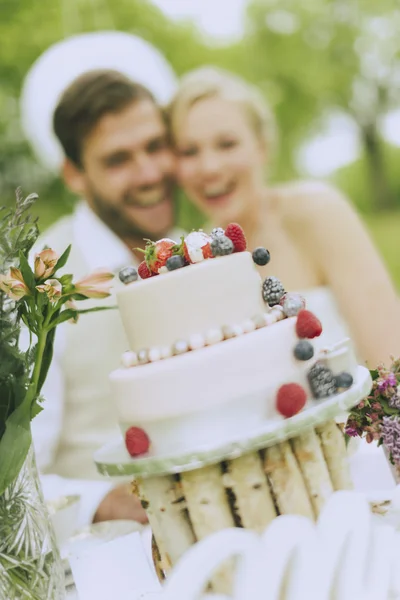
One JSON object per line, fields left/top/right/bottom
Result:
{"left": 65, "top": 441, "right": 397, "bottom": 599}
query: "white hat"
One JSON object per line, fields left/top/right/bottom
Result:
{"left": 20, "top": 31, "right": 177, "bottom": 172}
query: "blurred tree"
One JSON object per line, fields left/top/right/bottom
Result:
{"left": 243, "top": 0, "right": 400, "bottom": 210}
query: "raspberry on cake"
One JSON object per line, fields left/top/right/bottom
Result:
{"left": 276, "top": 383, "right": 307, "bottom": 417}
{"left": 225, "top": 223, "right": 247, "bottom": 252}
{"left": 296, "top": 310, "right": 323, "bottom": 339}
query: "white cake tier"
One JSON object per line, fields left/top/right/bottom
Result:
{"left": 110, "top": 317, "right": 331, "bottom": 455}
{"left": 117, "top": 252, "right": 265, "bottom": 352}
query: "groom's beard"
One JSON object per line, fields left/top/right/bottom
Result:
{"left": 87, "top": 180, "right": 175, "bottom": 242}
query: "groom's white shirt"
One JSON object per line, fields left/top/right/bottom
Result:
{"left": 32, "top": 201, "right": 182, "bottom": 526}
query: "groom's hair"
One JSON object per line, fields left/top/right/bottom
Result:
{"left": 53, "top": 69, "right": 156, "bottom": 167}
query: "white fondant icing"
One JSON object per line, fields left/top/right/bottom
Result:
{"left": 116, "top": 252, "right": 265, "bottom": 352}
{"left": 189, "top": 333, "right": 206, "bottom": 351}
{"left": 242, "top": 319, "right": 256, "bottom": 334}
{"left": 204, "top": 328, "right": 223, "bottom": 346}
{"left": 121, "top": 350, "right": 138, "bottom": 368}
{"left": 149, "top": 347, "right": 162, "bottom": 362}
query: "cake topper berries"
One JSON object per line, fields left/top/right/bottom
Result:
{"left": 211, "top": 227, "right": 225, "bottom": 238}
{"left": 182, "top": 231, "right": 213, "bottom": 264}
{"left": 262, "top": 276, "right": 285, "bottom": 306}
{"left": 118, "top": 266, "right": 138, "bottom": 284}
{"left": 142, "top": 238, "right": 176, "bottom": 274}
{"left": 308, "top": 362, "right": 337, "bottom": 398}
{"left": 293, "top": 340, "right": 314, "bottom": 361}
{"left": 280, "top": 293, "right": 306, "bottom": 317}
{"left": 296, "top": 310, "right": 323, "bottom": 339}
{"left": 276, "top": 383, "right": 307, "bottom": 417}
{"left": 166, "top": 255, "right": 186, "bottom": 271}
{"left": 334, "top": 372, "right": 353, "bottom": 390}
{"left": 138, "top": 261, "right": 154, "bottom": 280}
{"left": 225, "top": 223, "right": 247, "bottom": 252}
{"left": 252, "top": 247, "right": 270, "bottom": 266}
{"left": 210, "top": 235, "right": 234, "bottom": 257}
{"left": 125, "top": 426, "right": 150, "bottom": 457}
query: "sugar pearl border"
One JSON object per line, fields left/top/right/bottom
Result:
{"left": 120, "top": 307, "right": 287, "bottom": 369}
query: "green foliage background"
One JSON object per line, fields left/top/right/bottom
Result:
{"left": 0, "top": 0, "right": 399, "bottom": 283}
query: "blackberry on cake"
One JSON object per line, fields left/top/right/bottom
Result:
{"left": 210, "top": 235, "right": 234, "bottom": 257}
{"left": 308, "top": 362, "right": 338, "bottom": 398}
{"left": 262, "top": 276, "right": 285, "bottom": 306}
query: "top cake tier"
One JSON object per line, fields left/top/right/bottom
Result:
{"left": 117, "top": 252, "right": 265, "bottom": 352}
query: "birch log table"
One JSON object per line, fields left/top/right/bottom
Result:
{"left": 95, "top": 366, "right": 372, "bottom": 595}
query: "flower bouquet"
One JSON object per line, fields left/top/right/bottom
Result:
{"left": 345, "top": 357, "right": 400, "bottom": 482}
{"left": 0, "top": 189, "right": 114, "bottom": 599}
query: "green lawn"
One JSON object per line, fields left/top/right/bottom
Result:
{"left": 364, "top": 211, "right": 400, "bottom": 290}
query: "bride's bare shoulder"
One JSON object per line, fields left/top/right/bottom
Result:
{"left": 269, "top": 179, "right": 350, "bottom": 223}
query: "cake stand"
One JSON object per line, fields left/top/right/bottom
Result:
{"left": 94, "top": 365, "right": 372, "bottom": 594}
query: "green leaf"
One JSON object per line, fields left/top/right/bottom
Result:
{"left": 18, "top": 250, "right": 36, "bottom": 293}
{"left": 54, "top": 245, "right": 71, "bottom": 272}
{"left": 76, "top": 305, "right": 117, "bottom": 314}
{"left": 59, "top": 273, "right": 73, "bottom": 286}
{"left": 370, "top": 369, "right": 380, "bottom": 381}
{"left": 31, "top": 396, "right": 44, "bottom": 419}
{"left": 50, "top": 308, "right": 77, "bottom": 326}
{"left": 36, "top": 327, "right": 56, "bottom": 396}
{"left": 379, "top": 398, "right": 399, "bottom": 415}
{"left": 0, "top": 392, "right": 33, "bottom": 495}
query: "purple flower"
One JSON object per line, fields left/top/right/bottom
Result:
{"left": 389, "top": 395, "right": 400, "bottom": 409}
{"left": 382, "top": 416, "right": 400, "bottom": 465}
{"left": 345, "top": 426, "right": 360, "bottom": 438}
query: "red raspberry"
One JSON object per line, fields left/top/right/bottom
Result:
{"left": 296, "top": 310, "right": 323, "bottom": 339}
{"left": 125, "top": 426, "right": 150, "bottom": 457}
{"left": 224, "top": 223, "right": 247, "bottom": 252}
{"left": 276, "top": 383, "right": 307, "bottom": 418}
{"left": 138, "top": 261, "right": 154, "bottom": 280}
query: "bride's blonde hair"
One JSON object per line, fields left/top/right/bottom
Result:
{"left": 168, "top": 66, "right": 277, "bottom": 154}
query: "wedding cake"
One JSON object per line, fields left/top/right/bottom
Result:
{"left": 109, "top": 224, "right": 358, "bottom": 458}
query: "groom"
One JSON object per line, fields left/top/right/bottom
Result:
{"left": 31, "top": 68, "right": 183, "bottom": 526}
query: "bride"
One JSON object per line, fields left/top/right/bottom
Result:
{"left": 168, "top": 66, "right": 400, "bottom": 367}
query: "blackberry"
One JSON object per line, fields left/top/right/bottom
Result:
{"left": 210, "top": 235, "right": 234, "bottom": 257}
{"left": 211, "top": 227, "right": 225, "bottom": 238}
{"left": 166, "top": 255, "right": 185, "bottom": 271}
{"left": 308, "top": 362, "right": 338, "bottom": 399}
{"left": 294, "top": 340, "right": 314, "bottom": 361}
{"left": 334, "top": 372, "right": 353, "bottom": 390}
{"left": 262, "top": 276, "right": 285, "bottom": 306}
{"left": 118, "top": 266, "right": 138, "bottom": 284}
{"left": 252, "top": 247, "right": 271, "bottom": 266}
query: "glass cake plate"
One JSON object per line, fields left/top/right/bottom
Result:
{"left": 94, "top": 365, "right": 372, "bottom": 479}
